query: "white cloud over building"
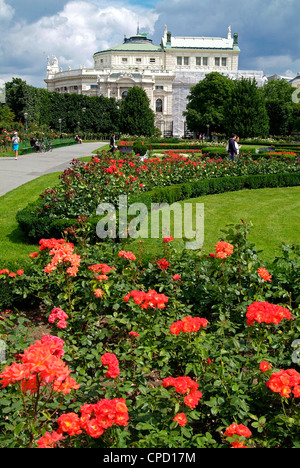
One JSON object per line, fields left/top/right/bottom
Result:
{"left": 0, "top": 0, "right": 298, "bottom": 88}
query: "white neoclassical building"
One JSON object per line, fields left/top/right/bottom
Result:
{"left": 45, "top": 25, "right": 267, "bottom": 136}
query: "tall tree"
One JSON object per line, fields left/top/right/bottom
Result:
{"left": 261, "top": 79, "right": 295, "bottom": 135}
{"left": 5, "top": 78, "right": 37, "bottom": 124}
{"left": 118, "top": 86, "right": 155, "bottom": 137}
{"left": 184, "top": 72, "right": 234, "bottom": 134}
{"left": 224, "top": 78, "right": 269, "bottom": 138}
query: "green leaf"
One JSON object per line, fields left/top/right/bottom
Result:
{"left": 14, "top": 422, "right": 25, "bottom": 436}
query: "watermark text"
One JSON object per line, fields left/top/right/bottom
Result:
{"left": 96, "top": 196, "right": 204, "bottom": 249}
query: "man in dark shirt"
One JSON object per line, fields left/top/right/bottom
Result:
{"left": 227, "top": 134, "right": 237, "bottom": 161}
{"left": 110, "top": 134, "right": 116, "bottom": 153}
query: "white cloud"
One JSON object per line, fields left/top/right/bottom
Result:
{"left": 0, "top": 0, "right": 159, "bottom": 86}
{"left": 251, "top": 55, "right": 300, "bottom": 77}
{"left": 0, "top": 0, "right": 299, "bottom": 88}
{"left": 153, "top": 0, "right": 299, "bottom": 76}
{"left": 0, "top": 0, "right": 14, "bottom": 23}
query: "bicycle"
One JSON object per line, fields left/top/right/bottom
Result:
{"left": 40, "top": 140, "right": 52, "bottom": 152}
{"left": 44, "top": 140, "right": 52, "bottom": 152}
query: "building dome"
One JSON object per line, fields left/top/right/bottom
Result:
{"left": 94, "top": 31, "right": 162, "bottom": 55}
{"left": 124, "top": 31, "right": 154, "bottom": 45}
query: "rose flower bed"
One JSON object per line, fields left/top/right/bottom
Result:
{"left": 15, "top": 149, "right": 300, "bottom": 243}
{"left": 26, "top": 150, "right": 300, "bottom": 219}
{"left": 0, "top": 221, "right": 299, "bottom": 448}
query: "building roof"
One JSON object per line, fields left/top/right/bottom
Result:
{"left": 94, "top": 29, "right": 239, "bottom": 56}
{"left": 94, "top": 33, "right": 163, "bottom": 55}
{"left": 289, "top": 73, "right": 300, "bottom": 84}
{"left": 267, "top": 73, "right": 294, "bottom": 82}
{"left": 164, "top": 36, "right": 235, "bottom": 50}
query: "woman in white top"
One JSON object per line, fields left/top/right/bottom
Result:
{"left": 234, "top": 136, "right": 241, "bottom": 160}
{"left": 12, "top": 132, "right": 20, "bottom": 160}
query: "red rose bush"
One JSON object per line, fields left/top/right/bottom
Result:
{"left": 0, "top": 221, "right": 299, "bottom": 448}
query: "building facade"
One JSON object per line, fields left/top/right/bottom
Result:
{"left": 45, "top": 25, "right": 267, "bottom": 136}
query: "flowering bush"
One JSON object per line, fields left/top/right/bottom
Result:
{"left": 30, "top": 151, "right": 300, "bottom": 220}
{"left": 101, "top": 353, "right": 120, "bottom": 379}
{"left": 0, "top": 222, "right": 299, "bottom": 448}
{"left": 0, "top": 129, "right": 13, "bottom": 152}
{"left": 246, "top": 301, "right": 293, "bottom": 326}
{"left": 170, "top": 316, "right": 208, "bottom": 335}
{"left": 48, "top": 307, "right": 69, "bottom": 329}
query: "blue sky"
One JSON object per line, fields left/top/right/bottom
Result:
{"left": 0, "top": 0, "right": 299, "bottom": 88}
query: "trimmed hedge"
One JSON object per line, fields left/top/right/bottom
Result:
{"left": 20, "top": 139, "right": 77, "bottom": 155}
{"left": 128, "top": 172, "right": 300, "bottom": 207}
{"left": 16, "top": 171, "right": 300, "bottom": 243}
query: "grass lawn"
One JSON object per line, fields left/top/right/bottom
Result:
{"left": 199, "top": 187, "right": 300, "bottom": 259}
{"left": 128, "top": 186, "right": 300, "bottom": 263}
{"left": 0, "top": 173, "right": 61, "bottom": 268}
{"left": 0, "top": 168, "right": 299, "bottom": 267}
{"left": 0, "top": 150, "right": 16, "bottom": 158}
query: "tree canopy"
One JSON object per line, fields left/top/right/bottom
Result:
{"left": 261, "top": 79, "right": 299, "bottom": 135}
{"left": 224, "top": 77, "right": 269, "bottom": 138}
{"left": 118, "top": 86, "right": 155, "bottom": 137}
{"left": 0, "top": 105, "right": 15, "bottom": 129}
{"left": 184, "top": 72, "right": 234, "bottom": 134}
{"left": 184, "top": 72, "right": 271, "bottom": 138}
{"left": 4, "top": 78, "right": 120, "bottom": 134}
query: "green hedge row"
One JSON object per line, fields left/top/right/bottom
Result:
{"left": 120, "top": 140, "right": 300, "bottom": 150}
{"left": 16, "top": 171, "right": 300, "bottom": 243}
{"left": 120, "top": 144, "right": 299, "bottom": 158}
{"left": 20, "top": 139, "right": 77, "bottom": 155}
{"left": 163, "top": 147, "right": 299, "bottom": 159}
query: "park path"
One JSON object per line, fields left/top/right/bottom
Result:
{"left": 0, "top": 141, "right": 107, "bottom": 197}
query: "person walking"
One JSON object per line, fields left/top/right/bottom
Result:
{"left": 227, "top": 134, "right": 237, "bottom": 161}
{"left": 234, "top": 136, "right": 242, "bottom": 161}
{"left": 109, "top": 134, "right": 117, "bottom": 153}
{"left": 12, "top": 132, "right": 20, "bottom": 160}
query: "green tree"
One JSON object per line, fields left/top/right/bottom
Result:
{"left": 224, "top": 78, "right": 269, "bottom": 138}
{"left": 118, "top": 86, "right": 155, "bottom": 137}
{"left": 291, "top": 103, "right": 300, "bottom": 133}
{"left": 261, "top": 80, "right": 296, "bottom": 135}
{"left": 5, "top": 78, "right": 120, "bottom": 134}
{"left": 184, "top": 72, "right": 234, "bottom": 134}
{"left": 0, "top": 105, "right": 15, "bottom": 130}
{"left": 5, "top": 78, "right": 37, "bottom": 124}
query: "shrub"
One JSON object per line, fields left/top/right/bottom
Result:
{"left": 16, "top": 171, "right": 300, "bottom": 243}
{"left": 132, "top": 140, "right": 148, "bottom": 157}
{"left": 15, "top": 148, "right": 300, "bottom": 242}
{"left": 0, "top": 222, "right": 300, "bottom": 448}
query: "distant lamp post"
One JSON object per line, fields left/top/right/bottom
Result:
{"left": 59, "top": 118, "right": 62, "bottom": 137}
{"left": 24, "top": 112, "right": 28, "bottom": 147}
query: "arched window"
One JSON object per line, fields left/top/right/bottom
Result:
{"left": 156, "top": 99, "right": 163, "bottom": 113}
{"left": 122, "top": 91, "right": 128, "bottom": 99}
